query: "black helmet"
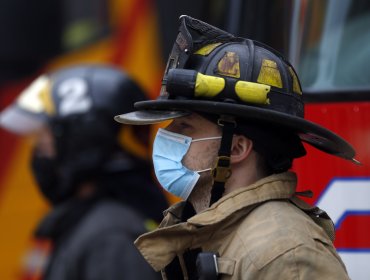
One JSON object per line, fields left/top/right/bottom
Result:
{"left": 115, "top": 16, "right": 357, "bottom": 203}
{"left": 0, "top": 64, "right": 147, "bottom": 203}
{"left": 116, "top": 16, "right": 356, "bottom": 162}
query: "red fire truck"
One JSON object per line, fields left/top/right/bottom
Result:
{"left": 288, "top": 2, "right": 370, "bottom": 280}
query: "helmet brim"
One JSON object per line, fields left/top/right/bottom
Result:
{"left": 0, "top": 105, "right": 45, "bottom": 135}
{"left": 115, "top": 99, "right": 355, "bottom": 161}
{"left": 114, "top": 109, "right": 190, "bottom": 125}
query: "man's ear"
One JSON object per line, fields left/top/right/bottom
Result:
{"left": 230, "top": 135, "right": 253, "bottom": 164}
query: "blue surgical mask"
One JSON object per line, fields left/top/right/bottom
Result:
{"left": 152, "top": 128, "right": 221, "bottom": 200}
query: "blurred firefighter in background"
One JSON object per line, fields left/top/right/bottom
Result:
{"left": 0, "top": 64, "right": 168, "bottom": 280}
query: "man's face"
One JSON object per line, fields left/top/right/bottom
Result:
{"left": 166, "top": 113, "right": 221, "bottom": 171}
{"left": 165, "top": 113, "right": 221, "bottom": 206}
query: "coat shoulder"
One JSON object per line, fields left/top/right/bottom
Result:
{"left": 230, "top": 200, "right": 334, "bottom": 270}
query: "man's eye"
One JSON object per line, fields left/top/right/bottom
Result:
{"left": 178, "top": 122, "right": 194, "bottom": 133}
{"left": 166, "top": 120, "right": 192, "bottom": 134}
{"left": 179, "top": 122, "right": 191, "bottom": 129}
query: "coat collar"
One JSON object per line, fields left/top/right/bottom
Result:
{"left": 135, "top": 172, "right": 298, "bottom": 271}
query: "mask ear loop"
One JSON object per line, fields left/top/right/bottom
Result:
{"left": 209, "top": 115, "right": 236, "bottom": 206}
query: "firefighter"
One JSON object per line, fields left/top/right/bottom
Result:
{"left": 115, "top": 16, "right": 356, "bottom": 279}
{"left": 0, "top": 65, "right": 168, "bottom": 280}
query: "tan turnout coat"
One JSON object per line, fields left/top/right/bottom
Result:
{"left": 135, "top": 172, "right": 350, "bottom": 279}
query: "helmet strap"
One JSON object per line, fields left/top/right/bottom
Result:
{"left": 210, "top": 115, "right": 235, "bottom": 206}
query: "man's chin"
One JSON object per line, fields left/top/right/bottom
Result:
{"left": 188, "top": 175, "right": 213, "bottom": 213}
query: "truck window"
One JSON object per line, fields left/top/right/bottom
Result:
{"left": 290, "top": 0, "right": 370, "bottom": 92}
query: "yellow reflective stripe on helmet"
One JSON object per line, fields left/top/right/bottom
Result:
{"left": 257, "top": 59, "right": 283, "bottom": 88}
{"left": 194, "top": 43, "right": 222, "bottom": 56}
{"left": 235, "top": 81, "right": 270, "bottom": 105}
{"left": 17, "top": 75, "right": 55, "bottom": 115}
{"left": 194, "top": 72, "right": 225, "bottom": 98}
{"left": 288, "top": 66, "right": 302, "bottom": 95}
{"left": 40, "top": 79, "right": 55, "bottom": 115}
{"left": 217, "top": 51, "right": 241, "bottom": 78}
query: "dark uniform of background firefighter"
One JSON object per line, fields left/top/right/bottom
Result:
{"left": 115, "top": 16, "right": 357, "bottom": 279}
{"left": 0, "top": 65, "right": 168, "bottom": 279}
